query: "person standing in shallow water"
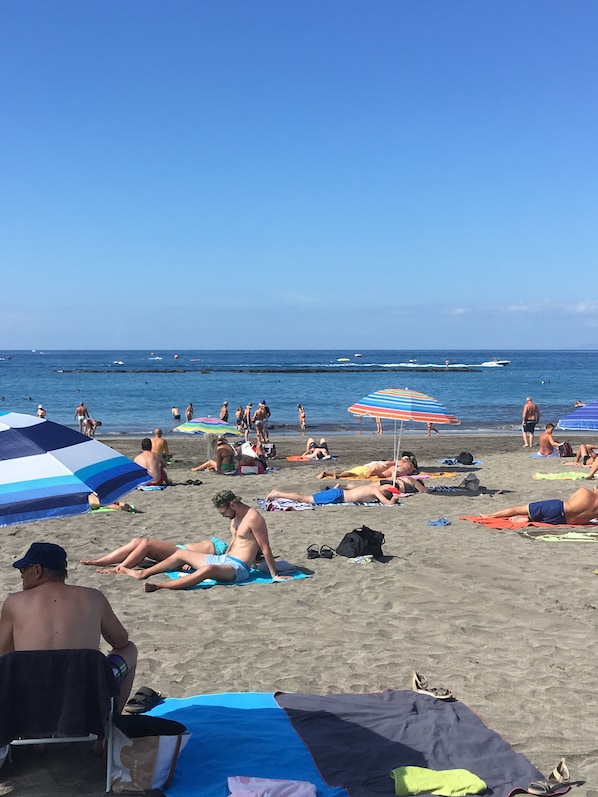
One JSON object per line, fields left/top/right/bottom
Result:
{"left": 220, "top": 401, "right": 229, "bottom": 422}
{"left": 522, "top": 396, "right": 540, "bottom": 448}
{"left": 297, "top": 404, "right": 306, "bottom": 431}
{"left": 74, "top": 401, "right": 89, "bottom": 433}
{"left": 186, "top": 403, "right": 194, "bottom": 422}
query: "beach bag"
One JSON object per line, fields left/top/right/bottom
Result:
{"left": 111, "top": 715, "right": 191, "bottom": 794}
{"left": 336, "top": 526, "right": 385, "bottom": 559}
{"left": 456, "top": 451, "right": 474, "bottom": 465}
{"left": 457, "top": 473, "right": 479, "bottom": 492}
{"left": 263, "top": 443, "right": 277, "bottom": 459}
{"left": 558, "top": 441, "right": 573, "bottom": 458}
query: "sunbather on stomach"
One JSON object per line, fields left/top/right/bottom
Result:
{"left": 481, "top": 486, "right": 598, "bottom": 524}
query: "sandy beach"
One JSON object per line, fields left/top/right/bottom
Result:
{"left": 1, "top": 431, "right": 597, "bottom": 796}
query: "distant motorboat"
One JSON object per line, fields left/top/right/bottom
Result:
{"left": 354, "top": 353, "right": 362, "bottom": 358}
{"left": 481, "top": 358, "right": 510, "bottom": 367}
{"left": 112, "top": 360, "right": 124, "bottom": 365}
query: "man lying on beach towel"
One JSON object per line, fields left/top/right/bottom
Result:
{"left": 101, "top": 490, "right": 291, "bottom": 592}
{"left": 477, "top": 486, "right": 598, "bottom": 526}
{"left": 266, "top": 484, "right": 401, "bottom": 506}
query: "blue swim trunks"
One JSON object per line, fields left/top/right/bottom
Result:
{"left": 210, "top": 536, "right": 228, "bottom": 555}
{"left": 106, "top": 653, "right": 128, "bottom": 685}
{"left": 178, "top": 538, "right": 228, "bottom": 555}
{"left": 528, "top": 499, "right": 566, "bottom": 525}
{"left": 312, "top": 487, "right": 345, "bottom": 505}
{"left": 204, "top": 554, "right": 251, "bottom": 582}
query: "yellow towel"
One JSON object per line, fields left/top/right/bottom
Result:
{"left": 390, "top": 765, "right": 487, "bottom": 796}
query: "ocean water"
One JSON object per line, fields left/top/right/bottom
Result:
{"left": 0, "top": 349, "right": 596, "bottom": 437}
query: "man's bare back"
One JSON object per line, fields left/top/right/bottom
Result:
{"left": 2, "top": 582, "right": 111, "bottom": 651}
{"left": 564, "top": 487, "right": 598, "bottom": 523}
{"left": 134, "top": 449, "right": 164, "bottom": 481}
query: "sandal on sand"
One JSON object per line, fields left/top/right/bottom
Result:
{"left": 125, "top": 686, "right": 164, "bottom": 715}
{"left": 307, "top": 544, "right": 320, "bottom": 559}
{"left": 527, "top": 758, "right": 570, "bottom": 795}
{"left": 319, "top": 545, "right": 335, "bottom": 559}
{"left": 411, "top": 670, "right": 454, "bottom": 700}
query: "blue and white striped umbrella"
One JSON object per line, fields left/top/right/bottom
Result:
{"left": 0, "top": 411, "right": 149, "bottom": 527}
{"left": 558, "top": 401, "right": 598, "bottom": 431}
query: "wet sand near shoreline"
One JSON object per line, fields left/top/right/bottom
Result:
{"left": 1, "top": 431, "right": 597, "bottom": 795}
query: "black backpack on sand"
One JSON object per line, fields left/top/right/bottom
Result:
{"left": 456, "top": 451, "right": 474, "bottom": 465}
{"left": 336, "top": 525, "right": 385, "bottom": 559}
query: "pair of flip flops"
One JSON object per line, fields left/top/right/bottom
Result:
{"left": 125, "top": 686, "right": 164, "bottom": 715}
{"left": 527, "top": 759, "right": 570, "bottom": 795}
{"left": 411, "top": 670, "right": 454, "bottom": 700}
{"left": 183, "top": 479, "right": 203, "bottom": 486}
{"left": 307, "top": 544, "right": 335, "bottom": 559}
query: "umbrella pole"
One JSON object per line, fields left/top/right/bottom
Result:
{"left": 393, "top": 420, "right": 404, "bottom": 483}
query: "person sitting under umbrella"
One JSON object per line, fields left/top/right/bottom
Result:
{"left": 191, "top": 435, "right": 236, "bottom": 473}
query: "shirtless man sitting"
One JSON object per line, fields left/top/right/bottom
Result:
{"left": 81, "top": 535, "right": 229, "bottom": 573}
{"left": 483, "top": 486, "right": 598, "bottom": 525}
{"left": 317, "top": 457, "right": 415, "bottom": 480}
{"left": 151, "top": 428, "right": 171, "bottom": 462}
{"left": 134, "top": 438, "right": 168, "bottom": 486}
{"left": 0, "top": 542, "right": 137, "bottom": 712}
{"left": 538, "top": 423, "right": 563, "bottom": 456}
{"left": 112, "top": 490, "right": 290, "bottom": 592}
{"left": 266, "top": 483, "right": 401, "bottom": 506}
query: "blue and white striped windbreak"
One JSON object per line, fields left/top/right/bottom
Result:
{"left": 0, "top": 411, "right": 149, "bottom": 527}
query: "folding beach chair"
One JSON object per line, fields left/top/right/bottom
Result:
{"left": 0, "top": 648, "right": 120, "bottom": 791}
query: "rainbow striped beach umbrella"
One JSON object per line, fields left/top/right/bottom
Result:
{"left": 348, "top": 388, "right": 460, "bottom": 463}
{"left": 0, "top": 411, "right": 149, "bottom": 527}
{"left": 174, "top": 417, "right": 241, "bottom": 436}
{"left": 175, "top": 417, "right": 241, "bottom": 458}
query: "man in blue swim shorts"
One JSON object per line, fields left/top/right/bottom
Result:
{"left": 266, "top": 483, "right": 401, "bottom": 506}
{"left": 0, "top": 542, "right": 138, "bottom": 712}
{"left": 483, "top": 486, "right": 598, "bottom": 525}
{"left": 115, "top": 491, "right": 291, "bottom": 592}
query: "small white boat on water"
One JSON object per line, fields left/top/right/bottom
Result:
{"left": 481, "top": 358, "right": 510, "bottom": 367}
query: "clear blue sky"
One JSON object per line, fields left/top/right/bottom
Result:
{"left": 1, "top": 1, "right": 596, "bottom": 350}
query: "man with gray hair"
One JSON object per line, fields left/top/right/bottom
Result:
{"left": 117, "top": 491, "right": 289, "bottom": 592}
{"left": 522, "top": 396, "right": 540, "bottom": 448}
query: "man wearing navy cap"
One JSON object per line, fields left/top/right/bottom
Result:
{"left": 0, "top": 542, "right": 137, "bottom": 712}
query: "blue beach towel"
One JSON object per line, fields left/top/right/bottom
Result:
{"left": 147, "top": 690, "right": 560, "bottom": 797}
{"left": 165, "top": 561, "right": 310, "bottom": 590}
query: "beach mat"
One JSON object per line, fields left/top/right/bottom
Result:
{"left": 165, "top": 561, "right": 310, "bottom": 589}
{"left": 150, "top": 693, "right": 347, "bottom": 797}
{"left": 276, "top": 690, "right": 558, "bottom": 797}
{"left": 286, "top": 455, "right": 336, "bottom": 461}
{"left": 533, "top": 471, "right": 590, "bottom": 480}
{"left": 147, "top": 690, "right": 560, "bottom": 797}
{"left": 318, "top": 472, "right": 455, "bottom": 481}
{"left": 516, "top": 527, "right": 598, "bottom": 541}
{"left": 460, "top": 515, "right": 595, "bottom": 531}
{"left": 256, "top": 498, "right": 403, "bottom": 512}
